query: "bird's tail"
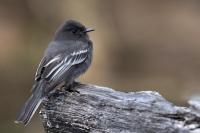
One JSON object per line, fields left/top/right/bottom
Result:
{"left": 15, "top": 80, "right": 46, "bottom": 126}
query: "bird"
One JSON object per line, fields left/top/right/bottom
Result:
{"left": 15, "top": 20, "right": 94, "bottom": 126}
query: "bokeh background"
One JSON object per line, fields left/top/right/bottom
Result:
{"left": 1, "top": 0, "right": 200, "bottom": 132}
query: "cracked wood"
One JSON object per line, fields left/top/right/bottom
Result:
{"left": 40, "top": 84, "right": 200, "bottom": 133}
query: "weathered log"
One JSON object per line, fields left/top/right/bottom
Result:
{"left": 40, "top": 84, "right": 200, "bottom": 133}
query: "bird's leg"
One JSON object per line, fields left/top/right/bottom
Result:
{"left": 71, "top": 81, "right": 83, "bottom": 88}
{"left": 47, "top": 88, "right": 66, "bottom": 98}
{"left": 62, "top": 81, "right": 81, "bottom": 93}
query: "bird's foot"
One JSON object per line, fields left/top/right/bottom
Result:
{"left": 48, "top": 89, "right": 67, "bottom": 98}
{"left": 67, "top": 87, "right": 80, "bottom": 93}
{"left": 63, "top": 81, "right": 82, "bottom": 93}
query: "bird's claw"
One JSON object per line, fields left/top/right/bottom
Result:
{"left": 62, "top": 81, "right": 81, "bottom": 93}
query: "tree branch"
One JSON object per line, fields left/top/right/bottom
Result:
{"left": 40, "top": 84, "right": 200, "bottom": 133}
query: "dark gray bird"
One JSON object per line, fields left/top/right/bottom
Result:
{"left": 15, "top": 20, "right": 94, "bottom": 125}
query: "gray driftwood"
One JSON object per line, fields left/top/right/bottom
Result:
{"left": 40, "top": 84, "right": 200, "bottom": 133}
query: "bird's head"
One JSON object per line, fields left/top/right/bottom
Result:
{"left": 54, "top": 20, "right": 94, "bottom": 41}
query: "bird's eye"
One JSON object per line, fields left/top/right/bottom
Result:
{"left": 71, "top": 29, "right": 77, "bottom": 34}
{"left": 64, "top": 27, "right": 77, "bottom": 34}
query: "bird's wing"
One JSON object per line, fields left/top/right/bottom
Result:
{"left": 34, "top": 55, "right": 60, "bottom": 81}
{"left": 46, "top": 48, "right": 88, "bottom": 82}
{"left": 35, "top": 57, "right": 46, "bottom": 81}
{"left": 35, "top": 48, "right": 89, "bottom": 82}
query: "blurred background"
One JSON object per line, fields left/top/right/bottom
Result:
{"left": 1, "top": 0, "right": 200, "bottom": 132}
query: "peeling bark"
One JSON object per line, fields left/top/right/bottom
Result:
{"left": 40, "top": 84, "right": 200, "bottom": 133}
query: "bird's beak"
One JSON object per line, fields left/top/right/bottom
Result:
{"left": 84, "top": 27, "right": 95, "bottom": 33}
